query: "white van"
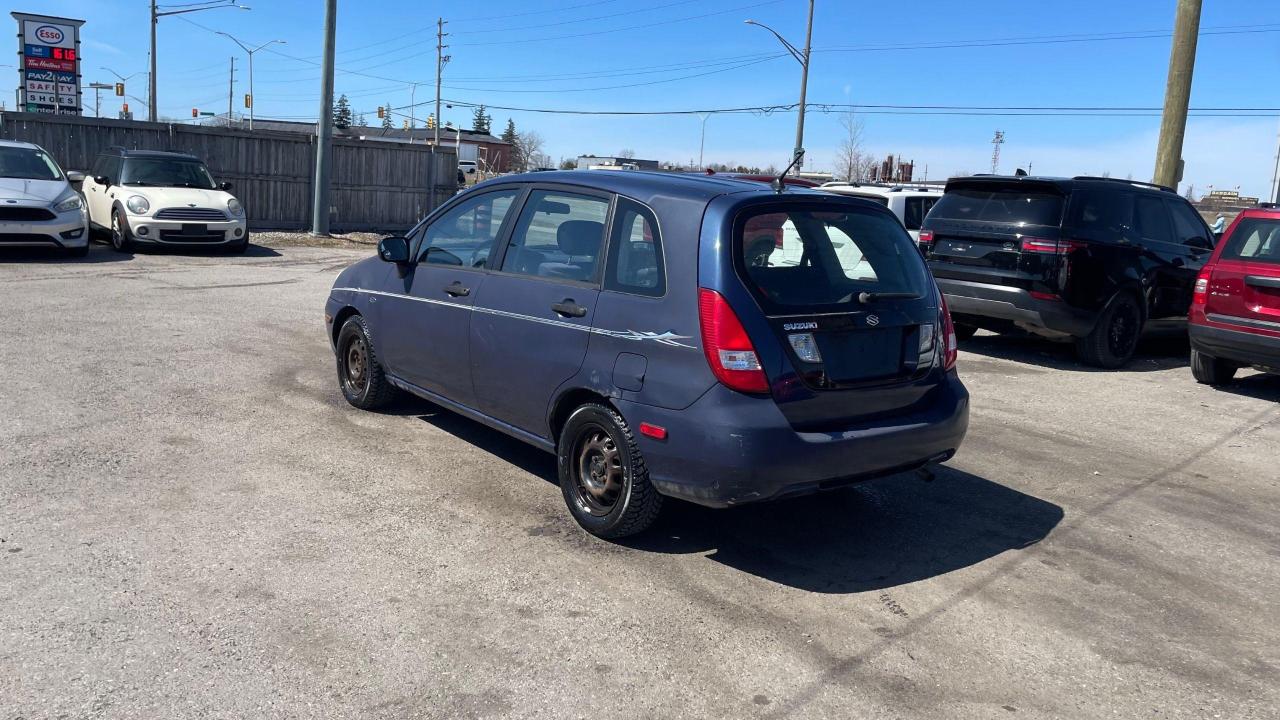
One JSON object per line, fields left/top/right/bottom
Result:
{"left": 820, "top": 183, "right": 943, "bottom": 243}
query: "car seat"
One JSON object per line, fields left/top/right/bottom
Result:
{"left": 537, "top": 220, "right": 603, "bottom": 281}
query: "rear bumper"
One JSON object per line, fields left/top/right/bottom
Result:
{"left": 1190, "top": 322, "right": 1280, "bottom": 370}
{"left": 615, "top": 373, "right": 969, "bottom": 508}
{"left": 936, "top": 277, "right": 1095, "bottom": 337}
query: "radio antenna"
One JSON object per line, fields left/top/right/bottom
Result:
{"left": 773, "top": 149, "right": 805, "bottom": 193}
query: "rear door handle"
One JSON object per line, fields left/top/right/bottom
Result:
{"left": 444, "top": 282, "right": 470, "bottom": 297}
{"left": 1245, "top": 275, "right": 1280, "bottom": 290}
{"left": 551, "top": 299, "right": 587, "bottom": 318}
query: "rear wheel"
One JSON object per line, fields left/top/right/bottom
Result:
{"left": 335, "top": 315, "right": 397, "bottom": 410}
{"left": 1190, "top": 349, "right": 1237, "bottom": 385}
{"left": 1076, "top": 292, "right": 1143, "bottom": 369}
{"left": 558, "top": 403, "right": 662, "bottom": 539}
{"left": 953, "top": 322, "right": 979, "bottom": 342}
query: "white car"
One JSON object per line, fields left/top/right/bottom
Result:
{"left": 82, "top": 148, "right": 248, "bottom": 253}
{"left": 0, "top": 140, "right": 89, "bottom": 257}
{"left": 820, "top": 183, "right": 943, "bottom": 242}
{"left": 458, "top": 160, "right": 478, "bottom": 174}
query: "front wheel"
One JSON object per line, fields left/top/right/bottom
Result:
{"left": 557, "top": 404, "right": 663, "bottom": 539}
{"left": 1076, "top": 293, "right": 1143, "bottom": 369}
{"left": 110, "top": 209, "right": 134, "bottom": 253}
{"left": 1191, "top": 349, "right": 1237, "bottom": 385}
{"left": 335, "top": 315, "right": 397, "bottom": 410}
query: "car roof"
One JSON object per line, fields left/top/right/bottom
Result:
{"left": 0, "top": 139, "right": 42, "bottom": 150}
{"left": 945, "top": 174, "right": 1177, "bottom": 196}
{"left": 1236, "top": 205, "right": 1280, "bottom": 219}
{"left": 471, "top": 169, "right": 810, "bottom": 205}
{"left": 105, "top": 147, "right": 203, "bottom": 161}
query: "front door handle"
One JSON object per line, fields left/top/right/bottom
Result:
{"left": 444, "top": 282, "right": 470, "bottom": 297}
{"left": 551, "top": 299, "right": 587, "bottom": 318}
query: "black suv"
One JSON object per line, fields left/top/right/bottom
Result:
{"left": 919, "top": 175, "right": 1215, "bottom": 368}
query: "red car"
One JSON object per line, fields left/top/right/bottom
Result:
{"left": 1188, "top": 205, "right": 1280, "bottom": 384}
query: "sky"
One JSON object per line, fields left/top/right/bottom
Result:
{"left": 24, "top": 0, "right": 1280, "bottom": 199}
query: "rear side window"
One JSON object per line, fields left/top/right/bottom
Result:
{"left": 1067, "top": 189, "right": 1134, "bottom": 242}
{"left": 903, "top": 196, "right": 939, "bottom": 231}
{"left": 737, "top": 206, "right": 928, "bottom": 311}
{"left": 605, "top": 198, "right": 664, "bottom": 297}
{"left": 501, "top": 190, "right": 610, "bottom": 283}
{"left": 929, "top": 187, "right": 1064, "bottom": 226}
{"left": 1166, "top": 199, "right": 1212, "bottom": 247}
{"left": 1221, "top": 218, "right": 1280, "bottom": 263}
{"left": 1134, "top": 195, "right": 1172, "bottom": 243}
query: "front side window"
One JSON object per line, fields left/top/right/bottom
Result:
{"left": 737, "top": 206, "right": 928, "bottom": 311}
{"left": 1166, "top": 199, "right": 1213, "bottom": 248}
{"left": 0, "top": 146, "right": 63, "bottom": 181}
{"left": 1134, "top": 195, "right": 1172, "bottom": 243}
{"left": 1221, "top": 218, "right": 1280, "bottom": 264}
{"left": 501, "top": 190, "right": 610, "bottom": 282}
{"left": 120, "top": 158, "right": 216, "bottom": 189}
{"left": 416, "top": 188, "right": 519, "bottom": 267}
{"left": 605, "top": 199, "right": 664, "bottom": 296}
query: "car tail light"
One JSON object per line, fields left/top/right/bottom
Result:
{"left": 1020, "top": 238, "right": 1084, "bottom": 254}
{"left": 938, "top": 291, "right": 958, "bottom": 371}
{"left": 698, "top": 288, "right": 769, "bottom": 394}
{"left": 1029, "top": 290, "right": 1062, "bottom": 301}
{"left": 1193, "top": 265, "right": 1211, "bottom": 306}
{"left": 917, "top": 229, "right": 935, "bottom": 253}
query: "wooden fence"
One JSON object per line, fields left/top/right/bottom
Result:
{"left": 0, "top": 112, "right": 456, "bottom": 232}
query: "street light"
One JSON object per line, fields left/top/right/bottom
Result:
{"left": 215, "top": 31, "right": 284, "bottom": 131}
{"left": 150, "top": 0, "right": 251, "bottom": 122}
{"left": 745, "top": 0, "right": 814, "bottom": 174}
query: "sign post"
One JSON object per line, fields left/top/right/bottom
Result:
{"left": 11, "top": 12, "right": 85, "bottom": 116}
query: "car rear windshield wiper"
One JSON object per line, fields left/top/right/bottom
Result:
{"left": 857, "top": 291, "right": 920, "bottom": 304}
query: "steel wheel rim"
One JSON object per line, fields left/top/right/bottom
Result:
{"left": 572, "top": 425, "right": 624, "bottom": 516}
{"left": 342, "top": 335, "right": 369, "bottom": 396}
{"left": 1108, "top": 303, "right": 1139, "bottom": 357}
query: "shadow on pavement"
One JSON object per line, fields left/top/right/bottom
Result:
{"left": 0, "top": 243, "right": 132, "bottom": 264}
{"left": 1201, "top": 370, "right": 1280, "bottom": 402}
{"left": 405, "top": 395, "right": 1063, "bottom": 593}
{"left": 961, "top": 326, "right": 1190, "bottom": 373}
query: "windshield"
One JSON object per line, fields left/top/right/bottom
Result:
{"left": 738, "top": 206, "right": 929, "bottom": 311}
{"left": 930, "top": 186, "right": 1064, "bottom": 226}
{"left": 120, "top": 158, "right": 217, "bottom": 189}
{"left": 0, "top": 146, "right": 63, "bottom": 181}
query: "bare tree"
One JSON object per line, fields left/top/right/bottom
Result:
{"left": 833, "top": 112, "right": 874, "bottom": 182}
{"left": 513, "top": 130, "right": 545, "bottom": 172}
{"left": 618, "top": 148, "right": 636, "bottom": 159}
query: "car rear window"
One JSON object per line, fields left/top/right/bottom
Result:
{"left": 1221, "top": 217, "right": 1280, "bottom": 264}
{"left": 930, "top": 186, "right": 1064, "bottom": 226}
{"left": 737, "top": 206, "right": 929, "bottom": 311}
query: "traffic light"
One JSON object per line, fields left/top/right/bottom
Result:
{"left": 114, "top": 82, "right": 124, "bottom": 97}
{"left": 403, "top": 119, "right": 410, "bottom": 129}
{"left": 376, "top": 106, "right": 385, "bottom": 119}
{"left": 192, "top": 108, "right": 199, "bottom": 118}
{"left": 244, "top": 94, "right": 252, "bottom": 109}
{"left": 122, "top": 103, "right": 129, "bottom": 113}
{"left": 426, "top": 114, "right": 435, "bottom": 129}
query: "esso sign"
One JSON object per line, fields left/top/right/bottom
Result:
{"left": 34, "top": 25, "right": 65, "bottom": 44}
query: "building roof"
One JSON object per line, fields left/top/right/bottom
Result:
{"left": 223, "top": 118, "right": 509, "bottom": 145}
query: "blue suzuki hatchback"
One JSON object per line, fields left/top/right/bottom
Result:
{"left": 326, "top": 171, "right": 968, "bottom": 537}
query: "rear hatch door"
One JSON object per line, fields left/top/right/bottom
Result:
{"left": 923, "top": 179, "right": 1068, "bottom": 289}
{"left": 1205, "top": 214, "right": 1280, "bottom": 336}
{"left": 736, "top": 203, "right": 943, "bottom": 430}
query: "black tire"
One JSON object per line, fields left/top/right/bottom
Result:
{"left": 557, "top": 403, "right": 663, "bottom": 539}
{"left": 65, "top": 243, "right": 89, "bottom": 258}
{"left": 335, "top": 315, "right": 397, "bottom": 410}
{"left": 953, "top": 322, "right": 979, "bottom": 342}
{"left": 110, "top": 208, "right": 134, "bottom": 253}
{"left": 1076, "top": 292, "right": 1143, "bottom": 369}
{"left": 226, "top": 231, "right": 250, "bottom": 254}
{"left": 1191, "top": 348, "right": 1237, "bottom": 385}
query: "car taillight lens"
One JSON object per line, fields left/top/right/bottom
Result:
{"left": 917, "top": 230, "right": 935, "bottom": 253}
{"left": 698, "top": 288, "right": 769, "bottom": 394}
{"left": 1020, "top": 238, "right": 1084, "bottom": 254}
{"left": 1193, "top": 266, "right": 1211, "bottom": 305}
{"left": 938, "top": 291, "right": 958, "bottom": 371}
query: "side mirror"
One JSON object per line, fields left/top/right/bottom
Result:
{"left": 377, "top": 236, "right": 411, "bottom": 263}
{"left": 94, "top": 175, "right": 110, "bottom": 186}
{"left": 66, "top": 170, "right": 85, "bottom": 184}
{"left": 219, "top": 181, "right": 234, "bottom": 192}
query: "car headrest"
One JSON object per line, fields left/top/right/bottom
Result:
{"left": 557, "top": 220, "right": 603, "bottom": 256}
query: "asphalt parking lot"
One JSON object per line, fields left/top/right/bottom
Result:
{"left": 2, "top": 244, "right": 1278, "bottom": 719}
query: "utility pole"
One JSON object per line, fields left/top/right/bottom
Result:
{"left": 744, "top": 0, "right": 814, "bottom": 173}
{"left": 697, "top": 113, "right": 709, "bottom": 169}
{"left": 227, "top": 56, "right": 235, "bottom": 122}
{"left": 1270, "top": 117, "right": 1280, "bottom": 204}
{"left": 990, "top": 130, "right": 1005, "bottom": 174}
{"left": 88, "top": 82, "right": 113, "bottom": 118}
{"left": 311, "top": 0, "right": 337, "bottom": 236}
{"left": 1153, "top": 0, "right": 1202, "bottom": 189}
{"left": 434, "top": 18, "right": 449, "bottom": 148}
{"left": 215, "top": 33, "right": 286, "bottom": 132}
{"left": 409, "top": 82, "right": 418, "bottom": 132}
{"left": 149, "top": 0, "right": 157, "bottom": 122}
